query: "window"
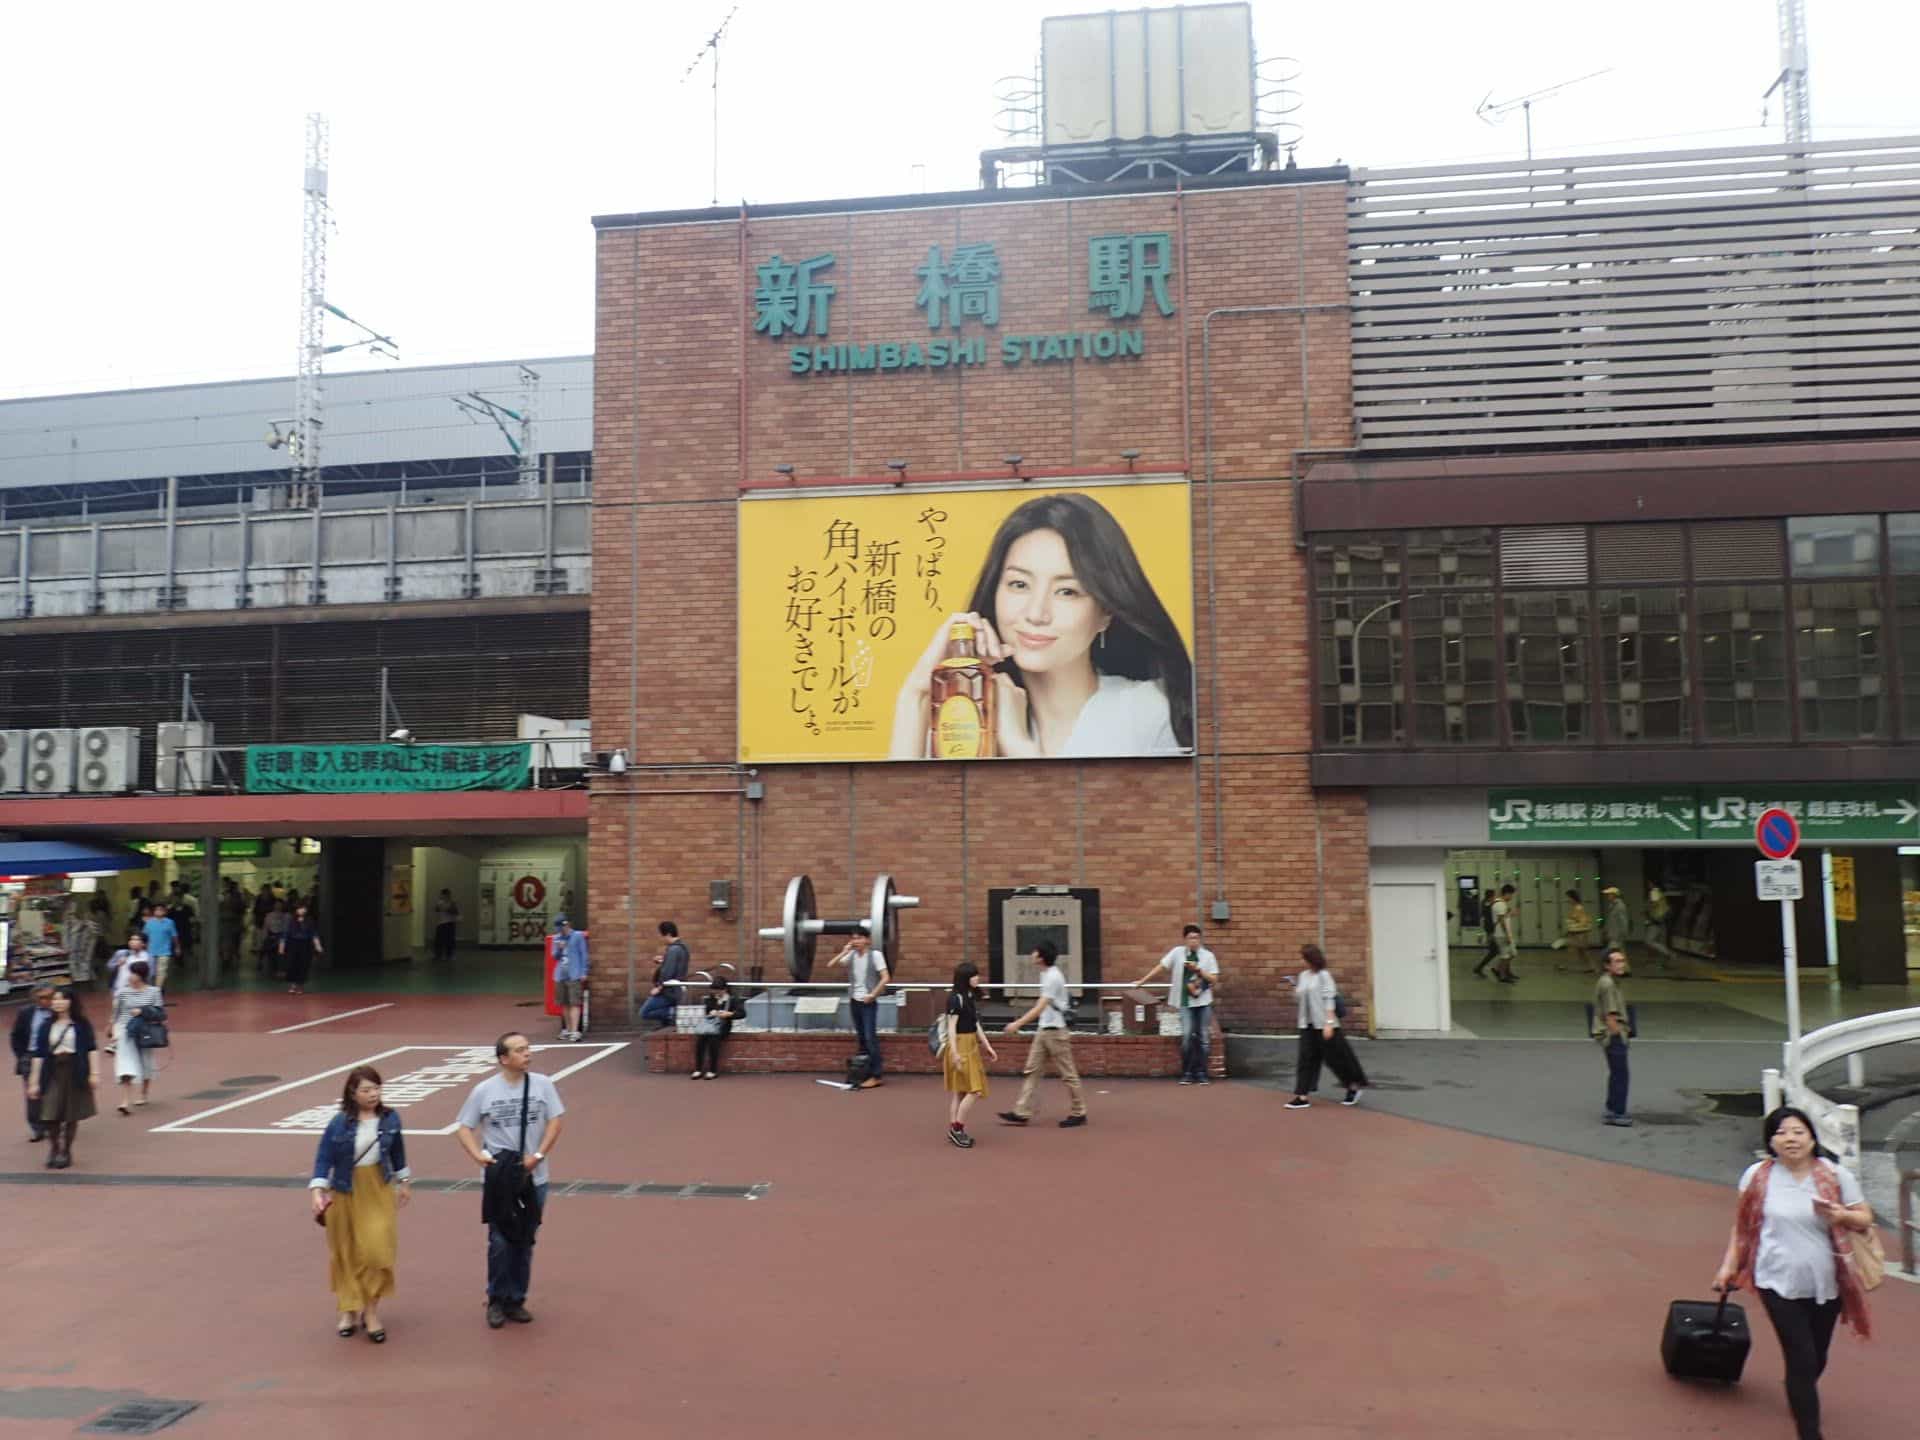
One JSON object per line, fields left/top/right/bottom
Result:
{"left": 1696, "top": 585, "right": 1789, "bottom": 740}
{"left": 1788, "top": 515, "right": 1879, "bottom": 578}
{"left": 1794, "top": 581, "right": 1884, "bottom": 739}
{"left": 1504, "top": 590, "right": 1590, "bottom": 743}
{"left": 1409, "top": 589, "right": 1498, "bottom": 744}
{"left": 1897, "top": 577, "right": 1920, "bottom": 741}
{"left": 1312, "top": 534, "right": 1403, "bottom": 592}
{"left": 1316, "top": 593, "right": 1404, "bottom": 745}
{"left": 1598, "top": 588, "right": 1688, "bottom": 742}
{"left": 1406, "top": 528, "right": 1493, "bottom": 590}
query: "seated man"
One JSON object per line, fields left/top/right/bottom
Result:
{"left": 638, "top": 921, "right": 689, "bottom": 1027}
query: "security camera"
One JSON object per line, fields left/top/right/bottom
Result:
{"left": 608, "top": 748, "right": 629, "bottom": 774}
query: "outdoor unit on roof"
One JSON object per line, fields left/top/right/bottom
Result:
{"left": 24, "top": 728, "right": 75, "bottom": 794}
{"left": 0, "top": 731, "right": 24, "bottom": 792}
{"left": 156, "top": 722, "right": 214, "bottom": 794}
{"left": 74, "top": 726, "right": 140, "bottom": 794}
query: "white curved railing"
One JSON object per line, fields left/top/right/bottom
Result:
{"left": 1763, "top": 1006, "right": 1920, "bottom": 1174}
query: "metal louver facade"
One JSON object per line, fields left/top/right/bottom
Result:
{"left": 1348, "top": 136, "right": 1920, "bottom": 452}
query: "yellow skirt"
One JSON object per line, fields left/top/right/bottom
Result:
{"left": 324, "top": 1163, "right": 397, "bottom": 1311}
{"left": 943, "top": 1031, "right": 989, "bottom": 1096}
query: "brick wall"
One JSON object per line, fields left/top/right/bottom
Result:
{"left": 590, "top": 178, "right": 1366, "bottom": 1035}
{"left": 645, "top": 1022, "right": 1227, "bottom": 1080}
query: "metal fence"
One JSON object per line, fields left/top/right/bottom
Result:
{"left": 0, "top": 493, "right": 590, "bottom": 619}
{"left": 1347, "top": 135, "right": 1920, "bottom": 451}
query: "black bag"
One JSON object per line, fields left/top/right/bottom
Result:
{"left": 1661, "top": 1294, "right": 1750, "bottom": 1383}
{"left": 845, "top": 1053, "right": 875, "bottom": 1088}
{"left": 129, "top": 1005, "right": 170, "bottom": 1050}
{"left": 482, "top": 1077, "right": 545, "bottom": 1244}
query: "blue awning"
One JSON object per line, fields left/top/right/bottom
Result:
{"left": 0, "top": 841, "right": 152, "bottom": 878}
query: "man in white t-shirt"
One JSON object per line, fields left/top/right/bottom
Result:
{"left": 830, "top": 930, "right": 889, "bottom": 1088}
{"left": 455, "top": 1032, "right": 568, "bottom": 1330}
{"left": 1134, "top": 923, "right": 1221, "bottom": 1085}
{"left": 998, "top": 942, "right": 1087, "bottom": 1127}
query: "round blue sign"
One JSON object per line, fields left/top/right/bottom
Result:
{"left": 1755, "top": 806, "right": 1800, "bottom": 860}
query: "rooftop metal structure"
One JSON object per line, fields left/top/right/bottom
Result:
{"left": 0, "top": 356, "right": 592, "bottom": 519}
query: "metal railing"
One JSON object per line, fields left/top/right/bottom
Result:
{"left": 1902, "top": 1169, "right": 1920, "bottom": 1277}
{"left": 1762, "top": 1005, "right": 1920, "bottom": 1174}
{"left": 654, "top": 977, "right": 1174, "bottom": 1033}
{"left": 0, "top": 491, "right": 590, "bottom": 619}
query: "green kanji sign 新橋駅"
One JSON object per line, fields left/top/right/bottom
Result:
{"left": 1695, "top": 785, "right": 1920, "bottom": 843}
{"left": 1488, "top": 788, "right": 1699, "bottom": 842}
{"left": 244, "top": 743, "right": 530, "bottom": 795}
{"left": 757, "top": 234, "right": 1176, "bottom": 380}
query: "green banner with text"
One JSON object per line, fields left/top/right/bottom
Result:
{"left": 1488, "top": 784, "right": 1920, "bottom": 843}
{"left": 1488, "top": 788, "right": 1698, "bottom": 842}
{"left": 245, "top": 744, "right": 530, "bottom": 795}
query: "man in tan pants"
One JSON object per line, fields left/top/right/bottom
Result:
{"left": 997, "top": 942, "right": 1087, "bottom": 1128}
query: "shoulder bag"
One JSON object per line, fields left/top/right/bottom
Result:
{"left": 129, "top": 1003, "right": 169, "bottom": 1050}
{"left": 315, "top": 1123, "right": 382, "bottom": 1226}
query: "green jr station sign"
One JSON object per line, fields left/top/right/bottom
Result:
{"left": 754, "top": 233, "right": 1174, "bottom": 378}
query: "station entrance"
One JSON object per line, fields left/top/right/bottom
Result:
{"left": 99, "top": 833, "right": 586, "bottom": 996}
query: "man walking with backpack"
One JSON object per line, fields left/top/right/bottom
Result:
{"left": 998, "top": 941, "right": 1087, "bottom": 1129}
{"left": 455, "top": 1032, "right": 568, "bottom": 1330}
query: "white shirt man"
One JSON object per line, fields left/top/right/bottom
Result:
{"left": 831, "top": 932, "right": 889, "bottom": 1087}
{"left": 1135, "top": 925, "right": 1221, "bottom": 1084}
{"left": 998, "top": 942, "right": 1087, "bottom": 1127}
{"left": 455, "top": 1032, "right": 567, "bottom": 1329}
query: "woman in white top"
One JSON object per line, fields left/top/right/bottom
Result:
{"left": 110, "top": 960, "right": 165, "bottom": 1113}
{"left": 890, "top": 492, "right": 1192, "bottom": 759}
{"left": 1712, "top": 1106, "right": 1874, "bottom": 1440}
{"left": 1284, "top": 945, "right": 1368, "bottom": 1111}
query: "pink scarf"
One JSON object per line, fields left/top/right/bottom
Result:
{"left": 1732, "top": 1158, "right": 1872, "bottom": 1339}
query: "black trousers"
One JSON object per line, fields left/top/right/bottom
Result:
{"left": 433, "top": 922, "right": 457, "bottom": 962}
{"left": 694, "top": 1032, "right": 727, "bottom": 1072}
{"left": 1294, "top": 1026, "right": 1368, "bottom": 1095}
{"left": 21, "top": 1073, "right": 45, "bottom": 1138}
{"left": 1759, "top": 1287, "right": 1841, "bottom": 1440}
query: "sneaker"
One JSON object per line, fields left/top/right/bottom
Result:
{"left": 1197, "top": 1077, "right": 1211, "bottom": 1086}
{"left": 1059, "top": 1115, "right": 1088, "bottom": 1128}
{"left": 486, "top": 1301, "right": 506, "bottom": 1329}
{"left": 996, "top": 1111, "right": 1029, "bottom": 1126}
{"left": 1603, "top": 1115, "right": 1635, "bottom": 1128}
{"left": 1178, "top": 1077, "right": 1194, "bottom": 1086}
{"left": 1342, "top": 1089, "right": 1363, "bottom": 1106}
{"left": 1284, "top": 1098, "right": 1311, "bottom": 1110}
{"left": 503, "top": 1302, "right": 534, "bottom": 1323}
{"left": 690, "top": 1070, "right": 703, "bottom": 1079}
{"left": 948, "top": 1128, "right": 967, "bottom": 1148}
{"left": 704, "top": 1071, "right": 718, "bottom": 1080}
{"left": 954, "top": 1130, "right": 975, "bottom": 1148}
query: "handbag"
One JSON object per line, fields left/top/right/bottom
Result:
{"left": 1843, "top": 1223, "right": 1886, "bottom": 1292}
{"left": 129, "top": 1005, "right": 170, "bottom": 1050}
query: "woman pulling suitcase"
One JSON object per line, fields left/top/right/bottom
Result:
{"left": 1710, "top": 1106, "right": 1876, "bottom": 1440}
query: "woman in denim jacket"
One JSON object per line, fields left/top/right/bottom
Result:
{"left": 308, "top": 1064, "right": 411, "bottom": 1342}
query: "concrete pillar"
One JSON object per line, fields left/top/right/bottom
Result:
{"left": 201, "top": 837, "right": 221, "bottom": 989}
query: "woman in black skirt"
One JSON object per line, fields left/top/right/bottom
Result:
{"left": 279, "top": 904, "right": 324, "bottom": 996}
{"left": 27, "top": 986, "right": 100, "bottom": 1169}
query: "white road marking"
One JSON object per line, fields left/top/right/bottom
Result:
{"left": 268, "top": 1003, "right": 396, "bottom": 1034}
{"left": 151, "top": 1042, "right": 629, "bottom": 1136}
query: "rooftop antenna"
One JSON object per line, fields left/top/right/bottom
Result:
{"left": 1762, "top": 0, "right": 1812, "bottom": 146}
{"left": 1476, "top": 69, "right": 1612, "bottom": 162}
{"left": 683, "top": 7, "right": 740, "bottom": 207}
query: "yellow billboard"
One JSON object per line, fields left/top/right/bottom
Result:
{"left": 740, "top": 479, "right": 1194, "bottom": 763}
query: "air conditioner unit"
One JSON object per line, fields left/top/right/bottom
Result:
{"left": 0, "top": 731, "right": 24, "bottom": 792}
{"left": 74, "top": 726, "right": 140, "bottom": 794}
{"left": 24, "top": 728, "right": 75, "bottom": 794}
{"left": 156, "top": 721, "right": 214, "bottom": 793}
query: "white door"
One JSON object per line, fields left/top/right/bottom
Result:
{"left": 1371, "top": 882, "right": 1444, "bottom": 1031}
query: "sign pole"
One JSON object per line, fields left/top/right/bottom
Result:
{"left": 1779, "top": 896, "right": 1801, "bottom": 1054}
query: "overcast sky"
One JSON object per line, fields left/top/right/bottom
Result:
{"left": 4, "top": 0, "right": 1916, "bottom": 400}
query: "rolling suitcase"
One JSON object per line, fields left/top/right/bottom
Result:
{"left": 1661, "top": 1293, "right": 1750, "bottom": 1382}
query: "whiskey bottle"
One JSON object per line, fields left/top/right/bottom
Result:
{"left": 927, "top": 620, "right": 995, "bottom": 758}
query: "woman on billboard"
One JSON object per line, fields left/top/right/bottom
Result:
{"left": 889, "top": 492, "right": 1194, "bottom": 759}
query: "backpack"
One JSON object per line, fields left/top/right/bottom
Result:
{"left": 928, "top": 1009, "right": 951, "bottom": 1058}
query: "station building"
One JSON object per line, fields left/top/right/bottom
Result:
{"left": 0, "top": 359, "right": 593, "bottom": 994}
{"left": 591, "top": 133, "right": 1920, "bottom": 1038}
